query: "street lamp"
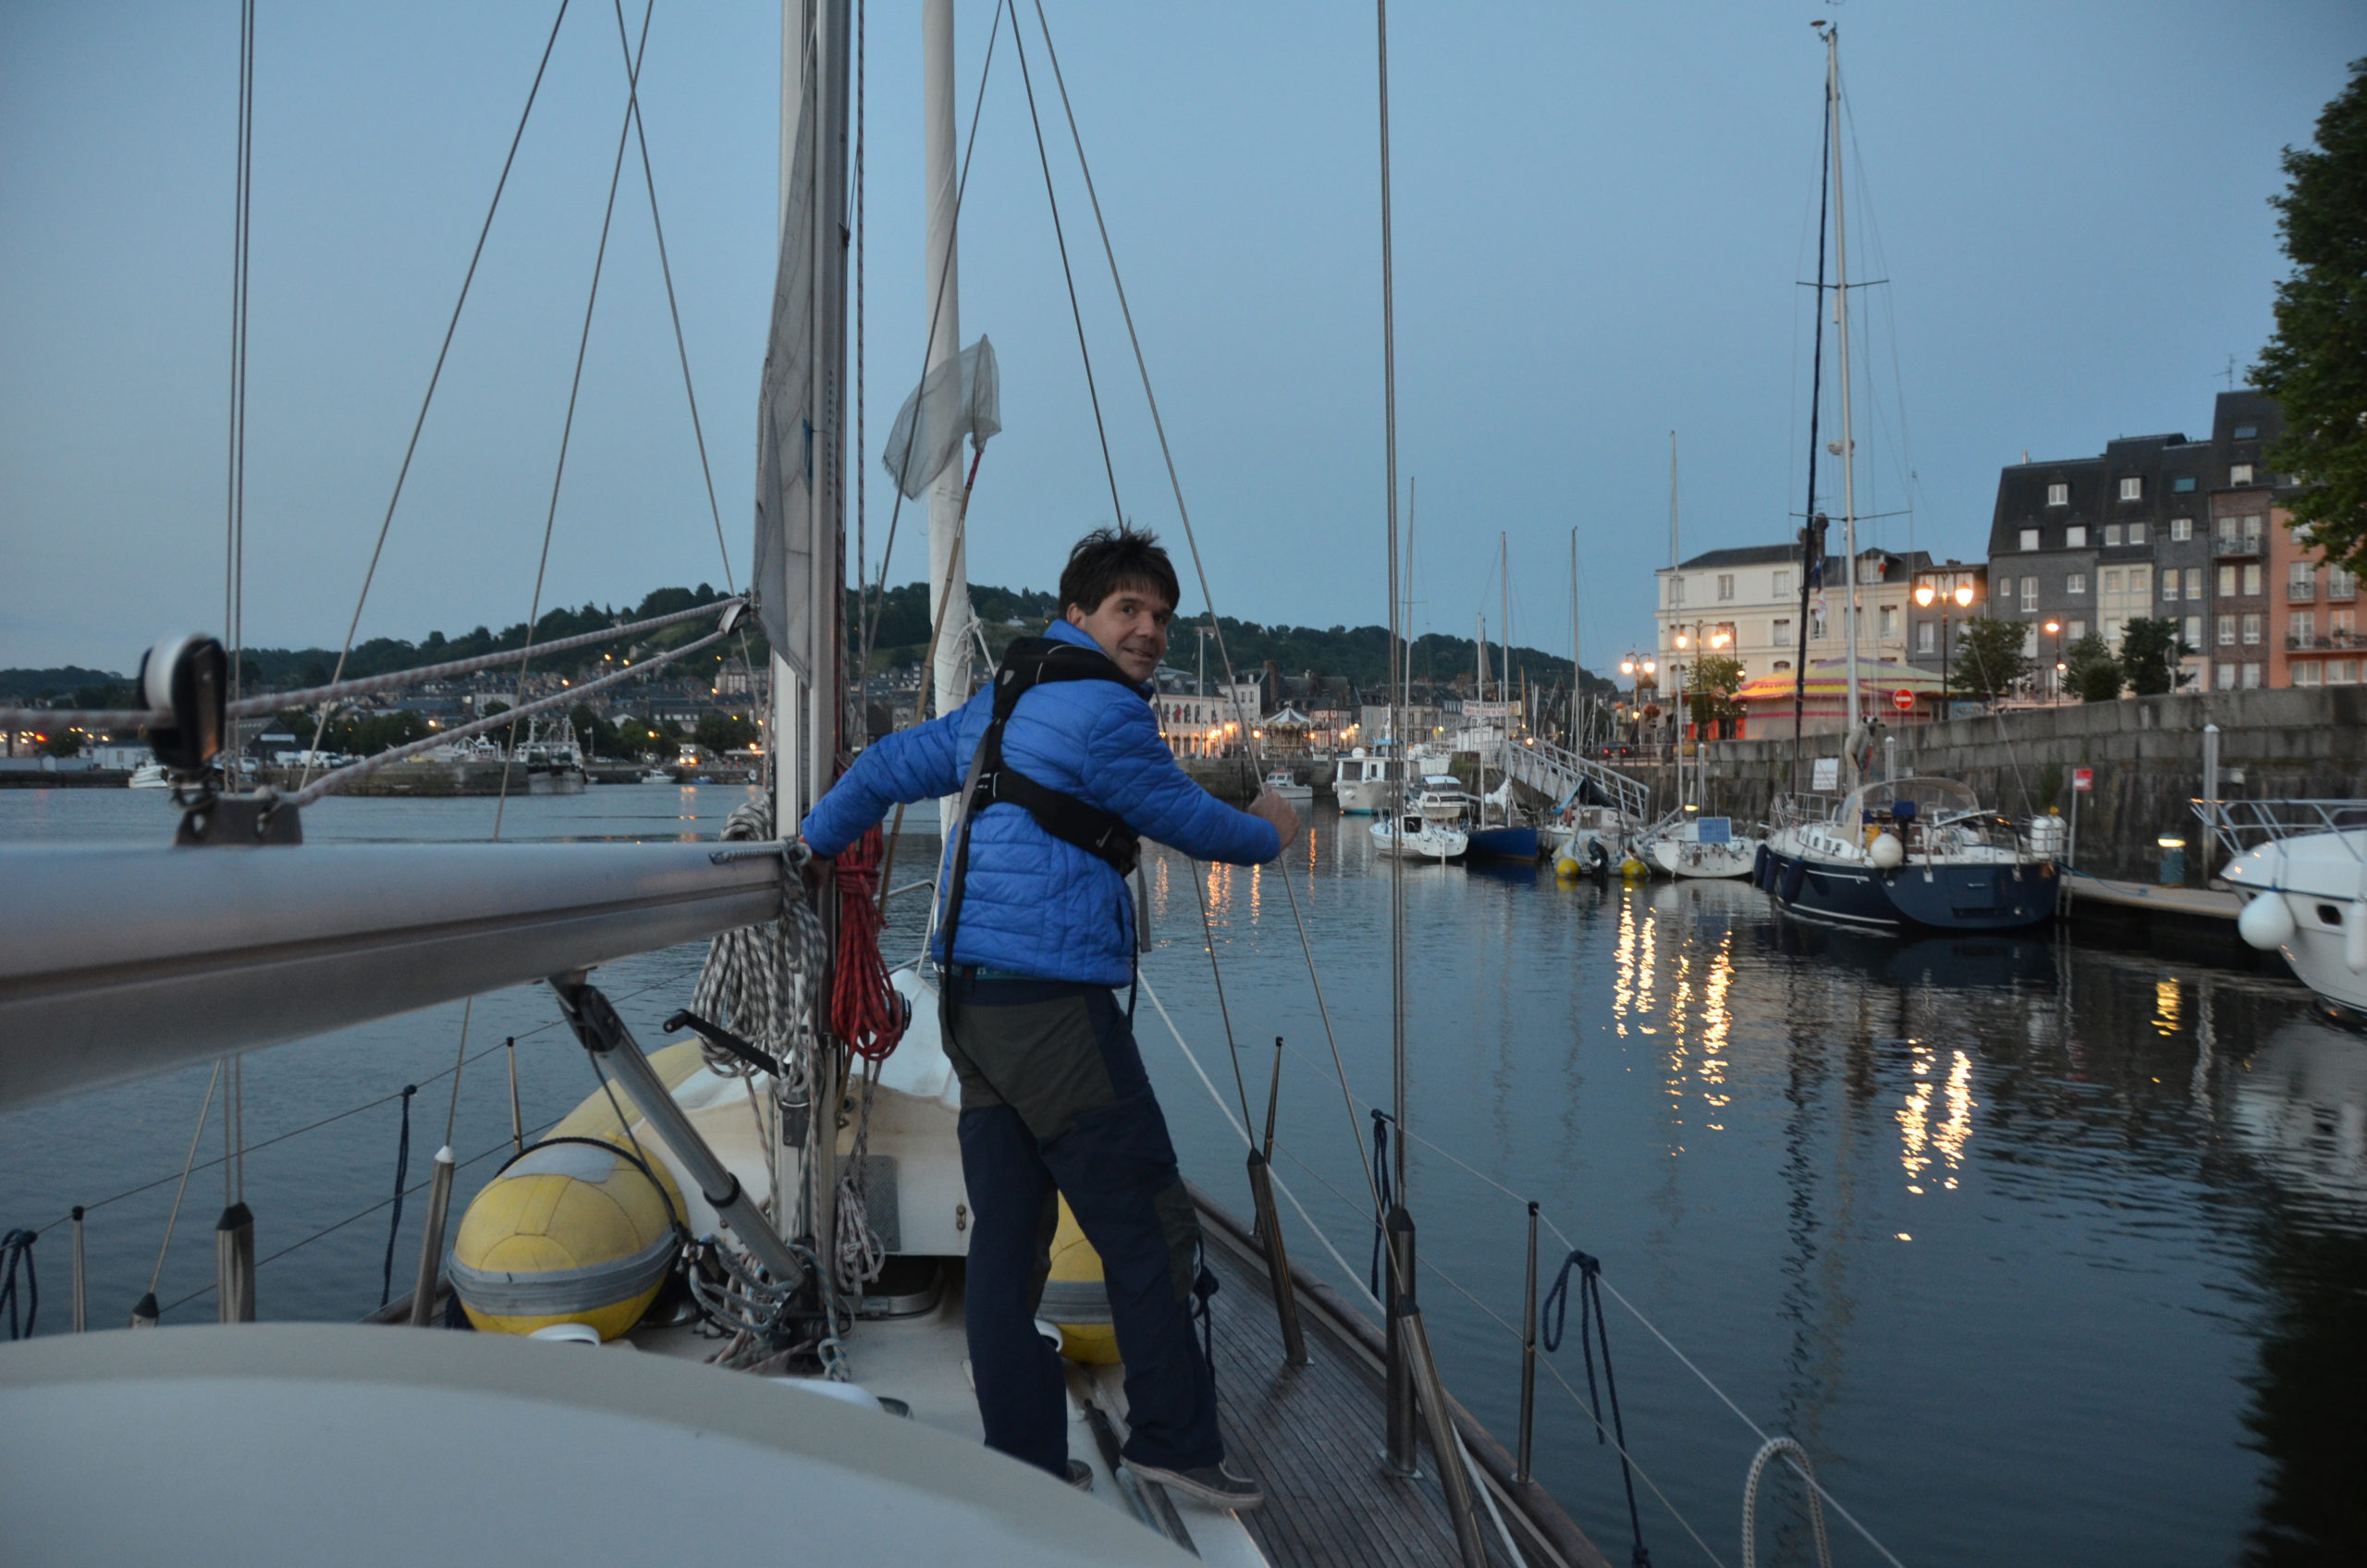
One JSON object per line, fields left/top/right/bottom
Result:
{"left": 2043, "top": 619, "right": 2063, "bottom": 704}
{"left": 1914, "top": 582, "right": 1979, "bottom": 710}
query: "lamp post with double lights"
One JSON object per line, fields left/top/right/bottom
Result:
{"left": 1672, "top": 621, "right": 1733, "bottom": 746}
{"left": 1914, "top": 580, "right": 1977, "bottom": 712}
{"left": 1618, "top": 651, "right": 1657, "bottom": 753}
{"left": 2043, "top": 618, "right": 2063, "bottom": 704}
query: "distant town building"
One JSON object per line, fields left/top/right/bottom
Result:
{"left": 1654, "top": 545, "right": 1931, "bottom": 687}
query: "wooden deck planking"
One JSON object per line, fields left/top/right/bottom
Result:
{"left": 1200, "top": 1231, "right": 1518, "bottom": 1568}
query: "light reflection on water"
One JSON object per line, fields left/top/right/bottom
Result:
{"left": 4, "top": 789, "right": 2363, "bottom": 1563}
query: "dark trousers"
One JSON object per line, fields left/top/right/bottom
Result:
{"left": 939, "top": 973, "right": 1221, "bottom": 1479}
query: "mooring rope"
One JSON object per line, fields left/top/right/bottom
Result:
{"left": 378, "top": 1085, "right": 417, "bottom": 1310}
{"left": 1742, "top": 1437, "right": 1833, "bottom": 1568}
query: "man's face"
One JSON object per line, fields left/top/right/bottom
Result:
{"left": 1065, "top": 582, "right": 1172, "bottom": 683}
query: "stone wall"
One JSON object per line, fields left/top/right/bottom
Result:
{"left": 1645, "top": 686, "right": 2367, "bottom": 882}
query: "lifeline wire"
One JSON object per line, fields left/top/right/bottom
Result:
{"left": 299, "top": 0, "right": 574, "bottom": 789}
{"left": 148, "top": 1063, "right": 222, "bottom": 1298}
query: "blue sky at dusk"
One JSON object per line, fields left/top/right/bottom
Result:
{"left": 4, "top": 2, "right": 2359, "bottom": 672}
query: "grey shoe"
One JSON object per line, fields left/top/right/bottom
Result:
{"left": 1127, "top": 1459, "right": 1266, "bottom": 1511}
{"left": 1066, "top": 1458, "right": 1094, "bottom": 1492}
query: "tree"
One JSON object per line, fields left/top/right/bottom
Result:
{"left": 2065, "top": 633, "right": 2124, "bottom": 702}
{"left": 36, "top": 728, "right": 85, "bottom": 758}
{"left": 695, "top": 710, "right": 757, "bottom": 754}
{"left": 2255, "top": 59, "right": 2367, "bottom": 573}
{"left": 2117, "top": 618, "right": 2194, "bottom": 695}
{"left": 1683, "top": 653, "right": 1746, "bottom": 738}
{"left": 1948, "top": 617, "right": 2034, "bottom": 702}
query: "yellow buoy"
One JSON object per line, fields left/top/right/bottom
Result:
{"left": 448, "top": 1046, "right": 705, "bottom": 1341}
{"left": 1038, "top": 1196, "right": 1119, "bottom": 1365}
{"left": 1619, "top": 855, "right": 1649, "bottom": 879}
{"left": 1555, "top": 856, "right": 1582, "bottom": 878}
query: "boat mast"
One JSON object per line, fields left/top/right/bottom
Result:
{"left": 1568, "top": 527, "right": 1580, "bottom": 751}
{"left": 1828, "top": 27, "right": 1863, "bottom": 782}
{"left": 922, "top": 0, "right": 973, "bottom": 835}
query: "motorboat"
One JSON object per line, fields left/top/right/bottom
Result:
{"left": 1759, "top": 776, "right": 2055, "bottom": 932}
{"left": 1369, "top": 809, "right": 1467, "bottom": 862}
{"left": 1642, "top": 812, "right": 1761, "bottom": 880}
{"left": 2215, "top": 800, "right": 2367, "bottom": 1023}
{"left": 127, "top": 761, "right": 172, "bottom": 790}
{"left": 1260, "top": 767, "right": 1313, "bottom": 805}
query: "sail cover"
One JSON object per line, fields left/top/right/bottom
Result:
{"left": 753, "top": 40, "right": 822, "bottom": 675}
{"left": 880, "top": 336, "right": 1000, "bottom": 500}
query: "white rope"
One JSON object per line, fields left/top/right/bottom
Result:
{"left": 1743, "top": 1437, "right": 1832, "bottom": 1568}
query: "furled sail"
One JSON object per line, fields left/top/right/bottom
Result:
{"left": 752, "top": 48, "right": 821, "bottom": 676}
{"left": 880, "top": 335, "right": 1000, "bottom": 500}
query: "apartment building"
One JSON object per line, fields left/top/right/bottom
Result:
{"left": 1904, "top": 560, "right": 1989, "bottom": 677}
{"left": 1654, "top": 544, "right": 1930, "bottom": 688}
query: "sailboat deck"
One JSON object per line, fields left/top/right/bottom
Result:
{"left": 1192, "top": 1188, "right": 1611, "bottom": 1568}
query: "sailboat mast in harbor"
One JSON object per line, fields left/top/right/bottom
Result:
{"left": 921, "top": 0, "right": 975, "bottom": 834}
{"left": 1826, "top": 24, "right": 1863, "bottom": 778}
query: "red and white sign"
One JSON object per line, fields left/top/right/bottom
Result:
{"left": 1892, "top": 687, "right": 1916, "bottom": 713}
{"left": 2073, "top": 767, "right": 2093, "bottom": 792}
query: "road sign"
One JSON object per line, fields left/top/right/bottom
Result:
{"left": 1812, "top": 756, "right": 1840, "bottom": 790}
{"left": 2073, "top": 766, "right": 2093, "bottom": 792}
{"left": 1892, "top": 687, "right": 1916, "bottom": 713}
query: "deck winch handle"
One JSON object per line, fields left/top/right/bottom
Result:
{"left": 662, "top": 1010, "right": 784, "bottom": 1079}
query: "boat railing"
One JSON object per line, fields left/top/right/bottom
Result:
{"left": 2192, "top": 797, "right": 2367, "bottom": 864}
{"left": 1767, "top": 791, "right": 1845, "bottom": 833}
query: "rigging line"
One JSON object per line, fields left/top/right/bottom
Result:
{"left": 852, "top": 0, "right": 865, "bottom": 693}
{"left": 224, "top": 0, "right": 255, "bottom": 791}
{"left": 1374, "top": 0, "right": 1408, "bottom": 1207}
{"left": 433, "top": 0, "right": 655, "bottom": 1152}
{"left": 617, "top": 7, "right": 732, "bottom": 592}
{"left": 298, "top": 0, "right": 574, "bottom": 790}
{"left": 148, "top": 1062, "right": 222, "bottom": 1297}
{"left": 161, "top": 1123, "right": 558, "bottom": 1316}
{"left": 1005, "top": 6, "right": 1122, "bottom": 525}
{"left": 856, "top": 0, "right": 1003, "bottom": 680}
{"left": 1183, "top": 858, "right": 1257, "bottom": 1139}
{"left": 1026, "top": 0, "right": 1378, "bottom": 1223}
{"left": 1537, "top": 1212, "right": 1908, "bottom": 1568}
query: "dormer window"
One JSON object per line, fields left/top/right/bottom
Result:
{"left": 2103, "top": 525, "right": 2122, "bottom": 546}
{"left": 2230, "top": 463, "right": 2254, "bottom": 486}
{"left": 2046, "top": 483, "right": 2069, "bottom": 507}
{"left": 2173, "top": 476, "right": 2197, "bottom": 493}
{"left": 2066, "top": 526, "right": 2088, "bottom": 547}
{"left": 2233, "top": 425, "right": 2259, "bottom": 439}
{"left": 2118, "top": 476, "right": 2143, "bottom": 502}
{"left": 2020, "top": 528, "right": 2041, "bottom": 551}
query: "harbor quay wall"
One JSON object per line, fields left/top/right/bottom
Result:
{"left": 1647, "top": 686, "right": 2367, "bottom": 883}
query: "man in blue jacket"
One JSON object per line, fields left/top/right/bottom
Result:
{"left": 801, "top": 525, "right": 1297, "bottom": 1508}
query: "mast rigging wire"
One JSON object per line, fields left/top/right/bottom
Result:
{"left": 224, "top": 0, "right": 255, "bottom": 790}
{"left": 1373, "top": 0, "right": 1408, "bottom": 1205}
{"left": 1024, "top": 0, "right": 1380, "bottom": 1223}
{"left": 147, "top": 1062, "right": 223, "bottom": 1301}
{"left": 298, "top": 0, "right": 574, "bottom": 790}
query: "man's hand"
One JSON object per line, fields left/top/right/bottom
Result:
{"left": 1248, "top": 785, "right": 1303, "bottom": 854}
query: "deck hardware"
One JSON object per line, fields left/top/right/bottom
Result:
{"left": 505, "top": 1037, "right": 523, "bottom": 1158}
{"left": 1517, "top": 1201, "right": 1539, "bottom": 1484}
{"left": 70, "top": 1207, "right": 87, "bottom": 1332}
{"left": 1383, "top": 1205, "right": 1418, "bottom": 1475}
{"left": 547, "top": 971, "right": 807, "bottom": 1292}
{"left": 1398, "top": 1288, "right": 1490, "bottom": 1567}
{"left": 215, "top": 1200, "right": 255, "bottom": 1322}
{"left": 407, "top": 1147, "right": 454, "bottom": 1327}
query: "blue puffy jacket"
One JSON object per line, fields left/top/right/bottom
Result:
{"left": 801, "top": 619, "right": 1280, "bottom": 986}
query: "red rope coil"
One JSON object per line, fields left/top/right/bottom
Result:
{"left": 829, "top": 827, "right": 907, "bottom": 1061}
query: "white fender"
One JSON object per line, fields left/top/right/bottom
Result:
{"left": 2346, "top": 900, "right": 2367, "bottom": 974}
{"left": 1868, "top": 832, "right": 1904, "bottom": 872}
{"left": 2238, "top": 891, "right": 2295, "bottom": 951}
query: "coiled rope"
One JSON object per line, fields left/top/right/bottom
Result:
{"left": 828, "top": 826, "right": 907, "bottom": 1061}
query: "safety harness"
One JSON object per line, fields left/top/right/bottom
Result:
{"left": 938, "top": 637, "right": 1145, "bottom": 984}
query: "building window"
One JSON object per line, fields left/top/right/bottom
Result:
{"left": 2019, "top": 528, "right": 2041, "bottom": 552}
{"left": 1917, "top": 620, "right": 1936, "bottom": 654}
{"left": 2216, "top": 662, "right": 2236, "bottom": 690}
{"left": 2103, "top": 569, "right": 2122, "bottom": 594}
{"left": 1879, "top": 606, "right": 1898, "bottom": 641}
{"left": 1810, "top": 608, "right": 1827, "bottom": 641}
{"left": 2187, "top": 568, "right": 2204, "bottom": 599}
{"left": 2230, "top": 463, "right": 2255, "bottom": 486}
{"left": 2218, "top": 616, "right": 2238, "bottom": 646}
{"left": 2103, "top": 524, "right": 2122, "bottom": 546}
{"left": 2330, "top": 567, "right": 2358, "bottom": 601}
{"left": 1772, "top": 617, "right": 1792, "bottom": 646}
{"left": 2234, "top": 424, "right": 2259, "bottom": 439}
{"left": 2020, "top": 579, "right": 2038, "bottom": 612}
{"left": 2243, "top": 514, "right": 2264, "bottom": 548}
{"left": 2243, "top": 563, "right": 2263, "bottom": 596}
{"left": 2174, "top": 476, "right": 2197, "bottom": 494}
{"left": 2067, "top": 573, "right": 2088, "bottom": 595}
{"left": 2129, "top": 521, "right": 2148, "bottom": 545}
{"left": 1772, "top": 659, "right": 1792, "bottom": 673}
{"left": 2242, "top": 613, "right": 2263, "bottom": 645}
{"left": 2119, "top": 476, "right": 2143, "bottom": 501}
{"left": 2293, "top": 610, "right": 2315, "bottom": 644}
{"left": 1772, "top": 570, "right": 1791, "bottom": 598}
{"left": 1995, "top": 575, "right": 2014, "bottom": 601}
{"left": 2183, "top": 615, "right": 2202, "bottom": 649}
{"left": 2163, "top": 572, "right": 2179, "bottom": 602}
{"left": 1716, "top": 573, "right": 1735, "bottom": 602}
{"left": 2129, "top": 564, "right": 2152, "bottom": 597}
{"left": 2067, "top": 619, "right": 2088, "bottom": 642}
{"left": 2171, "top": 517, "right": 2192, "bottom": 541}
{"left": 2295, "top": 660, "right": 2322, "bottom": 688}
{"left": 2336, "top": 660, "right": 2361, "bottom": 685}
{"left": 2291, "top": 562, "right": 2316, "bottom": 599}
{"left": 2067, "top": 526, "right": 2089, "bottom": 547}
{"left": 2242, "top": 661, "right": 2262, "bottom": 689}
{"left": 2217, "top": 516, "right": 2238, "bottom": 544}
{"left": 1669, "top": 577, "right": 1685, "bottom": 606}
{"left": 2046, "top": 483, "right": 2068, "bottom": 507}
{"left": 2334, "top": 609, "right": 2357, "bottom": 639}
{"left": 2219, "top": 565, "right": 2238, "bottom": 597}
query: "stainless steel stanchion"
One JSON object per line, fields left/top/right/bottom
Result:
{"left": 1249, "top": 1037, "right": 1306, "bottom": 1366}
{"left": 406, "top": 1146, "right": 454, "bottom": 1327}
{"left": 215, "top": 1201, "right": 256, "bottom": 1322}
{"left": 1517, "top": 1200, "right": 1539, "bottom": 1484}
{"left": 1400, "top": 1291, "right": 1489, "bottom": 1568}
{"left": 70, "top": 1206, "right": 87, "bottom": 1333}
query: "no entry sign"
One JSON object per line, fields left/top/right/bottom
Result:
{"left": 2073, "top": 767, "right": 2093, "bottom": 792}
{"left": 1892, "top": 688, "right": 1916, "bottom": 713}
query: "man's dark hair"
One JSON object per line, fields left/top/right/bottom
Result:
{"left": 1059, "top": 524, "right": 1181, "bottom": 618}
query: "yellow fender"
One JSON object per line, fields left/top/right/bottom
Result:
{"left": 1039, "top": 1196, "right": 1120, "bottom": 1366}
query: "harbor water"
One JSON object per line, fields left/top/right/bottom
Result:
{"left": 3, "top": 786, "right": 2361, "bottom": 1564}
